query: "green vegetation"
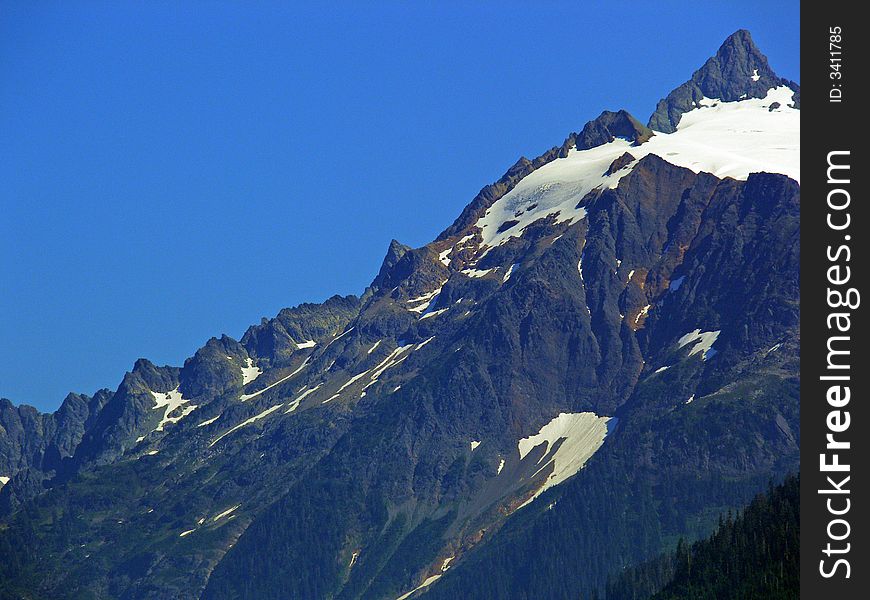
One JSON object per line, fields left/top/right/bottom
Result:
{"left": 607, "top": 474, "right": 799, "bottom": 600}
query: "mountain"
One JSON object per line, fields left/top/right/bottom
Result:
{"left": 0, "top": 30, "right": 799, "bottom": 599}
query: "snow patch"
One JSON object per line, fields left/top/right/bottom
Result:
{"left": 409, "top": 290, "right": 443, "bottom": 314}
{"left": 438, "top": 247, "right": 453, "bottom": 266}
{"left": 296, "top": 339, "right": 316, "bottom": 349}
{"left": 213, "top": 504, "right": 240, "bottom": 522}
{"left": 285, "top": 383, "right": 322, "bottom": 413}
{"left": 0, "top": 476, "right": 10, "bottom": 487}
{"left": 209, "top": 404, "right": 284, "bottom": 447}
{"left": 470, "top": 440, "right": 481, "bottom": 451}
{"left": 408, "top": 286, "right": 443, "bottom": 304}
{"left": 497, "top": 458, "right": 505, "bottom": 475}
{"left": 361, "top": 344, "right": 414, "bottom": 393}
{"left": 241, "top": 358, "right": 262, "bottom": 385}
{"left": 419, "top": 307, "right": 448, "bottom": 320}
{"left": 751, "top": 68, "right": 760, "bottom": 81}
{"left": 179, "top": 529, "right": 196, "bottom": 537}
{"left": 394, "top": 573, "right": 444, "bottom": 600}
{"left": 461, "top": 267, "right": 494, "bottom": 278}
{"left": 149, "top": 388, "right": 197, "bottom": 433}
{"left": 198, "top": 414, "right": 221, "bottom": 428}
{"left": 517, "top": 412, "right": 612, "bottom": 506}
{"left": 654, "top": 366, "right": 670, "bottom": 374}
{"left": 502, "top": 263, "right": 519, "bottom": 283}
{"left": 677, "top": 329, "right": 721, "bottom": 360}
{"left": 471, "top": 87, "right": 798, "bottom": 253}
{"left": 685, "top": 395, "right": 695, "bottom": 405}
{"left": 323, "top": 327, "right": 354, "bottom": 350}
{"left": 240, "top": 358, "right": 309, "bottom": 401}
{"left": 367, "top": 340, "right": 381, "bottom": 354}
{"left": 634, "top": 304, "right": 651, "bottom": 324}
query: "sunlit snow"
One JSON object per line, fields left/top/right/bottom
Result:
{"left": 517, "top": 412, "right": 612, "bottom": 506}
{"left": 240, "top": 358, "right": 309, "bottom": 401}
{"left": 409, "top": 287, "right": 445, "bottom": 314}
{"left": 438, "top": 247, "right": 453, "bottom": 266}
{"left": 209, "top": 404, "right": 284, "bottom": 447}
{"left": 416, "top": 336, "right": 435, "bottom": 350}
{"left": 677, "top": 329, "right": 721, "bottom": 360}
{"left": 419, "top": 308, "right": 448, "bottom": 320}
{"left": 461, "top": 267, "right": 494, "bottom": 278}
{"left": 394, "top": 573, "right": 444, "bottom": 600}
{"left": 197, "top": 414, "right": 221, "bottom": 428}
{"left": 361, "top": 344, "right": 414, "bottom": 393}
{"left": 285, "top": 383, "right": 322, "bottom": 413}
{"left": 149, "top": 388, "right": 197, "bottom": 433}
{"left": 241, "top": 358, "right": 262, "bottom": 385}
{"left": 634, "top": 305, "right": 651, "bottom": 324}
{"left": 212, "top": 504, "right": 240, "bottom": 522}
{"left": 473, "top": 87, "right": 798, "bottom": 250}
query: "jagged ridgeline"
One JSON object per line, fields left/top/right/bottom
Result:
{"left": 1, "top": 30, "right": 798, "bottom": 599}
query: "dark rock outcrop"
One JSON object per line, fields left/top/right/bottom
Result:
{"left": 605, "top": 152, "right": 637, "bottom": 175}
{"left": 370, "top": 239, "right": 412, "bottom": 291}
{"left": 576, "top": 110, "right": 653, "bottom": 150}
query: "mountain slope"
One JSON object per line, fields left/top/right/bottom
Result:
{"left": 605, "top": 474, "right": 799, "bottom": 600}
{"left": 0, "top": 29, "right": 799, "bottom": 600}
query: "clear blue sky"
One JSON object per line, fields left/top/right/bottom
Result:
{"left": 1, "top": 2, "right": 798, "bottom": 412}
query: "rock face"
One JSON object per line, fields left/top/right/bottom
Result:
{"left": 370, "top": 239, "right": 412, "bottom": 290}
{"left": 648, "top": 29, "right": 800, "bottom": 133}
{"left": 240, "top": 294, "right": 360, "bottom": 367}
{"left": 0, "top": 29, "right": 799, "bottom": 600}
{"left": 576, "top": 110, "right": 654, "bottom": 150}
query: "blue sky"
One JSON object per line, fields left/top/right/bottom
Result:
{"left": 1, "top": 2, "right": 799, "bottom": 412}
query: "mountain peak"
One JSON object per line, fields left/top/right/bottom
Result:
{"left": 648, "top": 29, "right": 799, "bottom": 133}
{"left": 370, "top": 239, "right": 412, "bottom": 290}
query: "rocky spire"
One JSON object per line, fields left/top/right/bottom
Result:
{"left": 648, "top": 29, "right": 799, "bottom": 133}
{"left": 370, "top": 239, "right": 411, "bottom": 290}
